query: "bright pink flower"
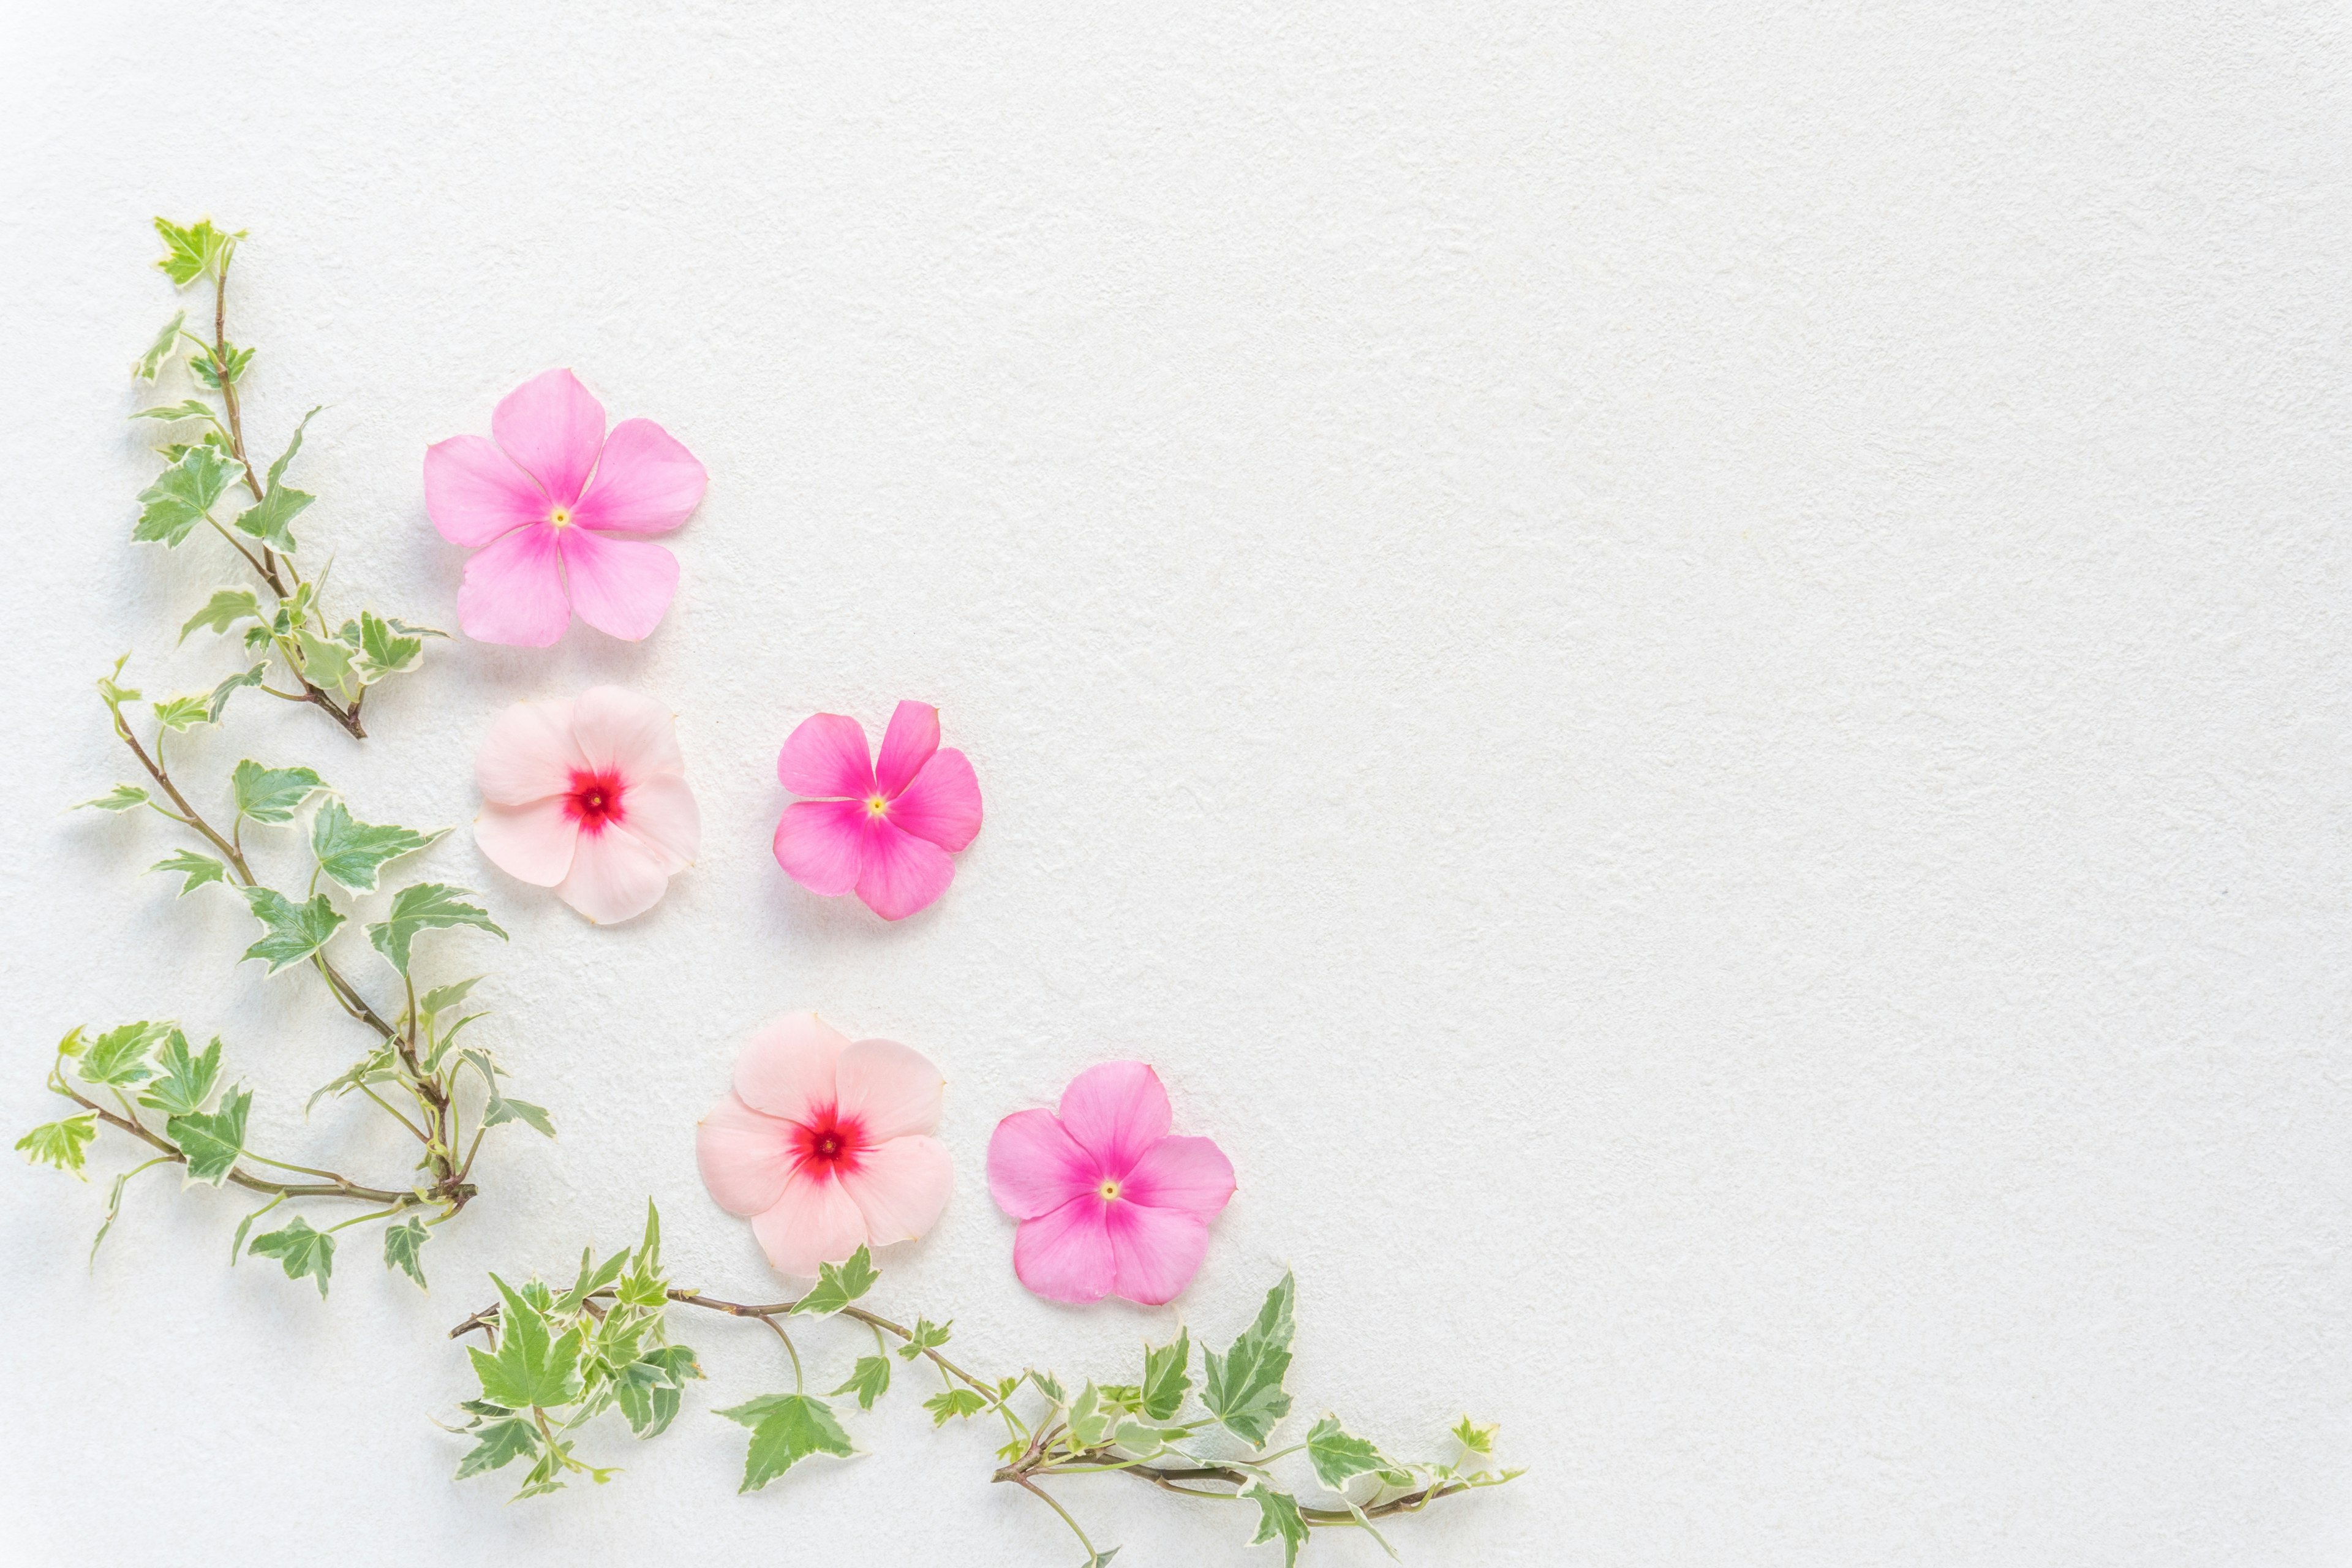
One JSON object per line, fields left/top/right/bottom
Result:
{"left": 425, "top": 368, "right": 706, "bottom": 646}
{"left": 472, "top": 685, "right": 700, "bottom": 925}
{"left": 772, "top": 701, "right": 982, "bottom": 921}
{"left": 986, "top": 1062, "right": 1235, "bottom": 1305}
{"left": 696, "top": 1012, "right": 954, "bottom": 1278}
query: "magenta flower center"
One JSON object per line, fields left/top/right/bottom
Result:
{"left": 564, "top": 768, "right": 628, "bottom": 834}
{"left": 791, "top": 1106, "right": 869, "bottom": 1180}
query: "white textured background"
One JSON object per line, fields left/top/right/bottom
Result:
{"left": 2, "top": 4, "right": 2346, "bottom": 1563}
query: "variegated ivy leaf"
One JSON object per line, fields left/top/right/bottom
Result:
{"left": 306, "top": 1044, "right": 397, "bottom": 1114}
{"left": 238, "top": 886, "right": 344, "bottom": 972}
{"left": 16, "top": 1114, "right": 97, "bottom": 1176}
{"left": 136, "top": 1030, "right": 223, "bottom": 1116}
{"left": 249, "top": 1215, "right": 334, "bottom": 1296}
{"left": 1142, "top": 1327, "right": 1191, "bottom": 1420}
{"left": 96, "top": 654, "right": 140, "bottom": 710}
{"left": 1066, "top": 1382, "right": 1117, "bottom": 1449}
{"left": 1305, "top": 1414, "right": 1389, "bottom": 1491}
{"left": 206, "top": 664, "right": 268, "bottom": 723}
{"left": 924, "top": 1388, "right": 989, "bottom": 1425}
{"left": 469, "top": 1275, "right": 584, "bottom": 1409}
{"left": 232, "top": 406, "right": 318, "bottom": 552}
{"left": 790, "top": 1245, "right": 878, "bottom": 1316}
{"left": 352, "top": 609, "right": 426, "bottom": 683}
{"left": 131, "top": 398, "right": 217, "bottom": 425}
{"left": 456, "top": 1417, "right": 538, "bottom": 1479}
{"left": 481, "top": 1092, "right": 555, "bottom": 1137}
{"left": 76, "top": 1021, "right": 170, "bottom": 1086}
{"left": 368, "top": 882, "right": 505, "bottom": 975}
{"left": 154, "top": 216, "right": 240, "bottom": 285}
{"left": 418, "top": 975, "right": 482, "bottom": 1017}
{"left": 1203, "top": 1271, "right": 1295, "bottom": 1446}
{"left": 151, "top": 693, "right": 213, "bottom": 731}
{"left": 719, "top": 1393, "right": 854, "bottom": 1492}
{"left": 76, "top": 785, "right": 150, "bottom": 812}
{"left": 309, "top": 799, "right": 443, "bottom": 893}
{"left": 133, "top": 445, "right": 231, "bottom": 546}
{"left": 1241, "top": 1481, "right": 1309, "bottom": 1568}
{"left": 132, "top": 312, "right": 187, "bottom": 382}
{"left": 181, "top": 588, "right": 263, "bottom": 641}
{"left": 168, "top": 1085, "right": 250, "bottom": 1185}
{"left": 230, "top": 760, "right": 326, "bottom": 824}
{"left": 384, "top": 1216, "right": 431, "bottom": 1289}
{"left": 1112, "top": 1419, "right": 1189, "bottom": 1456}
{"left": 894, "top": 1316, "right": 952, "bottom": 1361}
{"left": 188, "top": 344, "right": 253, "bottom": 390}
{"left": 831, "top": 1355, "right": 892, "bottom": 1411}
{"left": 156, "top": 430, "right": 236, "bottom": 464}
{"left": 295, "top": 628, "right": 353, "bottom": 690}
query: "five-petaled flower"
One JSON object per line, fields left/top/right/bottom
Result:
{"left": 696, "top": 1012, "right": 955, "bottom": 1278}
{"left": 772, "top": 701, "right": 982, "bottom": 921}
{"left": 425, "top": 368, "right": 706, "bottom": 646}
{"left": 473, "top": 685, "right": 700, "bottom": 925}
{"left": 987, "top": 1062, "right": 1235, "bottom": 1305}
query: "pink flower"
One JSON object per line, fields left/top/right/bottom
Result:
{"left": 986, "top": 1062, "right": 1235, "bottom": 1305}
{"left": 696, "top": 1012, "right": 955, "bottom": 1278}
{"left": 425, "top": 368, "right": 706, "bottom": 646}
{"left": 772, "top": 701, "right": 982, "bottom": 921}
{"left": 472, "top": 685, "right": 700, "bottom": 925}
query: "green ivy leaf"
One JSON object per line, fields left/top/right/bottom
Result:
{"left": 790, "top": 1245, "right": 879, "bottom": 1316}
{"left": 383, "top": 1216, "right": 431, "bottom": 1288}
{"left": 1451, "top": 1415, "right": 1498, "bottom": 1457}
{"left": 470, "top": 1276, "right": 585, "bottom": 1409}
{"left": 831, "top": 1355, "right": 892, "bottom": 1411}
{"left": 1067, "top": 1382, "right": 1117, "bottom": 1449}
{"left": 1142, "top": 1327, "right": 1192, "bottom": 1421}
{"left": 136, "top": 1030, "right": 222, "bottom": 1115}
{"left": 456, "top": 1417, "right": 540, "bottom": 1479}
{"left": 77, "top": 1021, "right": 168, "bottom": 1086}
{"left": 1241, "top": 1481, "right": 1309, "bottom": 1567}
{"left": 616, "top": 1199, "right": 668, "bottom": 1307}
{"left": 368, "top": 882, "right": 505, "bottom": 976}
{"left": 150, "top": 694, "right": 213, "bottom": 731}
{"left": 293, "top": 628, "right": 349, "bottom": 689}
{"left": 305, "top": 1043, "right": 398, "bottom": 1113}
{"left": 153, "top": 217, "right": 239, "bottom": 285}
{"left": 96, "top": 654, "right": 140, "bottom": 710}
{"left": 131, "top": 398, "right": 217, "bottom": 425}
{"left": 76, "top": 785, "right": 151, "bottom": 813}
{"left": 352, "top": 609, "right": 426, "bottom": 684}
{"left": 238, "top": 886, "right": 344, "bottom": 973}
{"left": 16, "top": 1114, "right": 96, "bottom": 1176}
{"left": 309, "top": 799, "right": 443, "bottom": 894}
{"left": 615, "top": 1345, "right": 702, "bottom": 1437}
{"left": 247, "top": 1216, "right": 334, "bottom": 1295}
{"left": 481, "top": 1093, "right": 555, "bottom": 1137}
{"left": 555, "top": 1245, "right": 631, "bottom": 1314}
{"left": 1204, "top": 1272, "right": 1296, "bottom": 1446}
{"left": 133, "top": 445, "right": 231, "bottom": 546}
{"left": 147, "top": 849, "right": 227, "bottom": 896}
{"left": 230, "top": 760, "right": 327, "bottom": 824}
{"left": 894, "top": 1316, "right": 953, "bottom": 1360}
{"left": 1305, "top": 1414, "right": 1388, "bottom": 1491}
{"left": 133, "top": 311, "right": 187, "bottom": 382}
{"left": 167, "top": 1085, "right": 250, "bottom": 1185}
{"left": 230, "top": 409, "right": 318, "bottom": 552}
{"left": 719, "top": 1393, "right": 854, "bottom": 1491}
{"left": 206, "top": 664, "right": 268, "bottom": 723}
{"left": 188, "top": 344, "right": 253, "bottom": 390}
{"left": 418, "top": 976, "right": 483, "bottom": 1018}
{"left": 1112, "top": 1419, "right": 1189, "bottom": 1456}
{"left": 924, "top": 1387, "right": 989, "bottom": 1427}
{"left": 181, "top": 588, "right": 263, "bottom": 642}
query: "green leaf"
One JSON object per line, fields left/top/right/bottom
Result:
{"left": 924, "top": 1387, "right": 989, "bottom": 1427}
{"left": 230, "top": 409, "right": 318, "bottom": 553}
{"left": 136, "top": 1030, "right": 222, "bottom": 1115}
{"left": 1028, "top": 1370, "right": 1067, "bottom": 1403}
{"left": 77, "top": 1021, "right": 168, "bottom": 1086}
{"left": 831, "top": 1355, "right": 892, "bottom": 1410}
{"left": 368, "top": 882, "right": 505, "bottom": 976}
{"left": 293, "top": 627, "right": 348, "bottom": 687}
{"left": 1204, "top": 1272, "right": 1296, "bottom": 1446}
{"left": 96, "top": 654, "right": 140, "bottom": 710}
{"left": 456, "top": 1417, "right": 540, "bottom": 1479}
{"left": 189, "top": 344, "right": 253, "bottom": 390}
{"left": 1305, "top": 1414, "right": 1388, "bottom": 1491}
{"left": 76, "top": 785, "right": 151, "bottom": 813}
{"left": 153, "top": 217, "right": 239, "bottom": 285}
{"left": 419, "top": 976, "right": 483, "bottom": 1017}
{"left": 248, "top": 1215, "right": 335, "bottom": 1297}
{"left": 15, "top": 1114, "right": 96, "bottom": 1176}
{"left": 1112, "top": 1419, "right": 1189, "bottom": 1456}
{"left": 238, "top": 886, "right": 344, "bottom": 973}
{"left": 133, "top": 445, "right": 231, "bottom": 546}
{"left": 1067, "top": 1382, "right": 1116, "bottom": 1449}
{"left": 1451, "top": 1415, "right": 1498, "bottom": 1456}
{"left": 206, "top": 664, "right": 268, "bottom": 723}
{"left": 133, "top": 312, "right": 187, "bottom": 381}
{"left": 615, "top": 1345, "right": 702, "bottom": 1437}
{"left": 718, "top": 1392, "right": 854, "bottom": 1492}
{"left": 1142, "top": 1327, "right": 1191, "bottom": 1421}
{"left": 352, "top": 609, "right": 425, "bottom": 684}
{"left": 309, "top": 799, "right": 443, "bottom": 893}
{"left": 181, "top": 588, "right": 263, "bottom": 641}
{"left": 1241, "top": 1482, "right": 1310, "bottom": 1567}
{"left": 894, "top": 1316, "right": 952, "bottom": 1360}
{"left": 617, "top": 1199, "right": 668, "bottom": 1307}
{"left": 231, "top": 760, "right": 327, "bottom": 824}
{"left": 167, "top": 1085, "right": 250, "bottom": 1185}
{"left": 230, "top": 1195, "right": 284, "bottom": 1265}
{"left": 469, "top": 1275, "right": 585, "bottom": 1409}
{"left": 556, "top": 1246, "right": 631, "bottom": 1314}
{"left": 131, "top": 398, "right": 217, "bottom": 425}
{"left": 790, "top": 1245, "right": 879, "bottom": 1317}
{"left": 481, "top": 1093, "right": 555, "bottom": 1137}
{"left": 150, "top": 694, "right": 212, "bottom": 731}
{"left": 380, "top": 1215, "right": 431, "bottom": 1288}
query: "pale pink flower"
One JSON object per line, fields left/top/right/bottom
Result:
{"left": 472, "top": 686, "right": 700, "bottom": 925}
{"left": 772, "top": 701, "right": 982, "bottom": 921}
{"left": 425, "top": 369, "right": 706, "bottom": 646}
{"left": 986, "top": 1062, "right": 1235, "bottom": 1305}
{"left": 696, "top": 1012, "right": 954, "bottom": 1278}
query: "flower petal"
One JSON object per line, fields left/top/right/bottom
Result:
{"left": 1105, "top": 1201, "right": 1212, "bottom": 1305}
{"left": 889, "top": 748, "right": 982, "bottom": 852}
{"left": 424, "top": 435, "right": 548, "bottom": 547}
{"left": 874, "top": 701, "right": 940, "bottom": 797}
{"left": 457, "top": 523, "right": 570, "bottom": 647}
{"left": 491, "top": 368, "right": 606, "bottom": 507}
{"left": 1056, "top": 1061, "right": 1173, "bottom": 1177}
{"left": 569, "top": 417, "right": 706, "bottom": 535}
{"left": 552, "top": 820, "right": 673, "bottom": 924}
{"left": 987, "top": 1108, "right": 1099, "bottom": 1220}
{"left": 473, "top": 796, "right": 579, "bottom": 887}
{"left": 696, "top": 1093, "right": 797, "bottom": 1217}
{"left": 559, "top": 528, "right": 679, "bottom": 641}
{"left": 854, "top": 819, "right": 956, "bottom": 921}
{"left": 834, "top": 1038, "right": 944, "bottom": 1142}
{"left": 571, "top": 685, "right": 685, "bottom": 779}
{"left": 616, "top": 772, "right": 698, "bottom": 873}
{"left": 1012, "top": 1194, "right": 1115, "bottom": 1303}
{"left": 838, "top": 1134, "right": 952, "bottom": 1246}
{"left": 733, "top": 1011, "right": 851, "bottom": 1123}
{"left": 777, "top": 713, "right": 876, "bottom": 800}
{"left": 752, "top": 1169, "right": 870, "bottom": 1278}
{"left": 773, "top": 800, "right": 868, "bottom": 897}
{"left": 1120, "top": 1135, "right": 1236, "bottom": 1221}
{"left": 474, "top": 697, "right": 585, "bottom": 805}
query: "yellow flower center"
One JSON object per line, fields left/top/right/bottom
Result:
{"left": 549, "top": 507, "right": 573, "bottom": 527}
{"left": 865, "top": 794, "right": 889, "bottom": 818}
{"left": 1098, "top": 1178, "right": 1121, "bottom": 1202}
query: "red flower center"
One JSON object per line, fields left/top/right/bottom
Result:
{"left": 791, "top": 1105, "right": 868, "bottom": 1180}
{"left": 564, "top": 768, "right": 627, "bottom": 834}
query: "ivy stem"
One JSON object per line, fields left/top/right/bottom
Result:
{"left": 758, "top": 1315, "right": 804, "bottom": 1393}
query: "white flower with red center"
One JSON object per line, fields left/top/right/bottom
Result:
{"left": 472, "top": 686, "right": 700, "bottom": 925}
